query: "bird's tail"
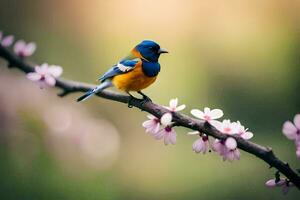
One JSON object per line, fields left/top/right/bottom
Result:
{"left": 77, "top": 81, "right": 112, "bottom": 102}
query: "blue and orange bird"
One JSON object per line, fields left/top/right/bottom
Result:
{"left": 77, "top": 40, "right": 168, "bottom": 105}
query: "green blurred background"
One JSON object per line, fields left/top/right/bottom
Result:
{"left": 0, "top": 0, "right": 300, "bottom": 199}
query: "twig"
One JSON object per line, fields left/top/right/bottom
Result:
{"left": 1, "top": 45, "right": 299, "bottom": 189}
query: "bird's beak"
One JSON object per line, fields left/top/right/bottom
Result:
{"left": 158, "top": 48, "right": 169, "bottom": 54}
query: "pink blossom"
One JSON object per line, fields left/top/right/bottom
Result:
{"left": 282, "top": 114, "right": 300, "bottom": 141}
{"left": 14, "top": 40, "right": 36, "bottom": 57}
{"left": 225, "top": 137, "right": 237, "bottom": 150}
{"left": 222, "top": 148, "right": 240, "bottom": 161}
{"left": 26, "top": 63, "right": 63, "bottom": 88}
{"left": 215, "top": 119, "right": 239, "bottom": 135}
{"left": 212, "top": 137, "right": 240, "bottom": 161}
{"left": 164, "top": 98, "right": 186, "bottom": 112}
{"left": 235, "top": 121, "right": 253, "bottom": 140}
{"left": 265, "top": 178, "right": 293, "bottom": 195}
{"left": 191, "top": 107, "right": 223, "bottom": 125}
{"left": 212, "top": 139, "right": 226, "bottom": 155}
{"left": 0, "top": 31, "right": 14, "bottom": 47}
{"left": 142, "top": 114, "right": 160, "bottom": 135}
{"left": 154, "top": 113, "right": 176, "bottom": 145}
{"left": 192, "top": 135, "right": 209, "bottom": 154}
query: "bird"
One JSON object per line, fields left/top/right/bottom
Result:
{"left": 77, "top": 40, "right": 168, "bottom": 106}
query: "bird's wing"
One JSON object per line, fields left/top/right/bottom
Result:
{"left": 98, "top": 58, "right": 140, "bottom": 82}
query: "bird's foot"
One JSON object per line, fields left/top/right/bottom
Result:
{"left": 127, "top": 91, "right": 152, "bottom": 109}
{"left": 138, "top": 91, "right": 152, "bottom": 105}
{"left": 128, "top": 95, "right": 139, "bottom": 108}
{"left": 138, "top": 92, "right": 152, "bottom": 110}
{"left": 126, "top": 92, "right": 139, "bottom": 108}
{"left": 140, "top": 97, "right": 152, "bottom": 107}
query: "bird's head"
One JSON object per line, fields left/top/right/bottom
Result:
{"left": 133, "top": 40, "right": 168, "bottom": 62}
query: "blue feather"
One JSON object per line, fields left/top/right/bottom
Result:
{"left": 77, "top": 81, "right": 112, "bottom": 102}
{"left": 136, "top": 40, "right": 161, "bottom": 62}
{"left": 98, "top": 58, "right": 139, "bottom": 82}
{"left": 142, "top": 62, "right": 160, "bottom": 77}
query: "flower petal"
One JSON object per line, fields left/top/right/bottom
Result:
{"left": 210, "top": 109, "right": 224, "bottom": 119}
{"left": 210, "top": 120, "right": 222, "bottom": 129}
{"left": 293, "top": 114, "right": 300, "bottom": 130}
{"left": 191, "top": 109, "right": 204, "bottom": 119}
{"left": 35, "top": 63, "right": 49, "bottom": 74}
{"left": 192, "top": 139, "right": 204, "bottom": 153}
{"left": 265, "top": 179, "right": 276, "bottom": 187}
{"left": 154, "top": 129, "right": 165, "bottom": 140}
{"left": 14, "top": 40, "right": 26, "bottom": 54}
{"left": 154, "top": 123, "right": 160, "bottom": 134}
{"left": 169, "top": 98, "right": 178, "bottom": 109}
{"left": 160, "top": 113, "right": 172, "bottom": 126}
{"left": 48, "top": 65, "right": 63, "bottom": 77}
{"left": 24, "top": 42, "right": 36, "bottom": 56}
{"left": 225, "top": 137, "right": 237, "bottom": 150}
{"left": 143, "top": 119, "right": 160, "bottom": 135}
{"left": 1, "top": 35, "right": 14, "bottom": 47}
{"left": 164, "top": 130, "right": 176, "bottom": 145}
{"left": 26, "top": 72, "right": 42, "bottom": 81}
{"left": 282, "top": 121, "right": 297, "bottom": 140}
{"left": 234, "top": 149, "right": 240, "bottom": 160}
{"left": 204, "top": 107, "right": 210, "bottom": 115}
{"left": 241, "top": 131, "right": 253, "bottom": 140}
{"left": 175, "top": 104, "right": 186, "bottom": 112}
{"left": 192, "top": 138, "right": 208, "bottom": 153}
{"left": 44, "top": 75, "right": 56, "bottom": 86}
{"left": 142, "top": 120, "right": 153, "bottom": 128}
{"left": 212, "top": 139, "right": 225, "bottom": 155}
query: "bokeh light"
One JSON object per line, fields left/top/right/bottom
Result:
{"left": 0, "top": 0, "right": 299, "bottom": 199}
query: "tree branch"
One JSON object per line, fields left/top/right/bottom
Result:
{"left": 1, "top": 45, "right": 300, "bottom": 189}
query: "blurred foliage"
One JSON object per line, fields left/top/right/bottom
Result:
{"left": 0, "top": 0, "right": 300, "bottom": 199}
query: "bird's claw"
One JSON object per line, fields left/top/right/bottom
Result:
{"left": 138, "top": 91, "right": 152, "bottom": 103}
{"left": 142, "top": 95, "right": 152, "bottom": 102}
{"left": 140, "top": 95, "right": 152, "bottom": 107}
{"left": 128, "top": 96, "right": 135, "bottom": 108}
{"left": 127, "top": 92, "right": 152, "bottom": 108}
{"left": 128, "top": 95, "right": 141, "bottom": 108}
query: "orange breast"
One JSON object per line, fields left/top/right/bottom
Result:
{"left": 112, "top": 61, "right": 157, "bottom": 92}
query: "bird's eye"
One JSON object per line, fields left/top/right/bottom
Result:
{"left": 149, "top": 46, "right": 157, "bottom": 51}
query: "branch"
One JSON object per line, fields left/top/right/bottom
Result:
{"left": 1, "top": 45, "right": 300, "bottom": 189}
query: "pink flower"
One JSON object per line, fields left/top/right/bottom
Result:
{"left": 212, "top": 139, "right": 226, "bottom": 155}
{"left": 265, "top": 178, "right": 293, "bottom": 195}
{"left": 142, "top": 114, "right": 160, "bottom": 135}
{"left": 154, "top": 113, "right": 176, "bottom": 145}
{"left": 164, "top": 98, "right": 186, "bottom": 112}
{"left": 223, "top": 137, "right": 240, "bottom": 162}
{"left": 215, "top": 119, "right": 239, "bottom": 135}
{"left": 225, "top": 137, "right": 237, "bottom": 150}
{"left": 212, "top": 137, "right": 240, "bottom": 161}
{"left": 191, "top": 107, "right": 223, "bottom": 125}
{"left": 26, "top": 63, "right": 63, "bottom": 88}
{"left": 222, "top": 148, "right": 240, "bottom": 162}
{"left": 192, "top": 135, "right": 209, "bottom": 154}
{"left": 282, "top": 114, "right": 300, "bottom": 141}
{"left": 14, "top": 40, "right": 36, "bottom": 57}
{"left": 0, "top": 31, "right": 14, "bottom": 47}
{"left": 235, "top": 121, "right": 254, "bottom": 140}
